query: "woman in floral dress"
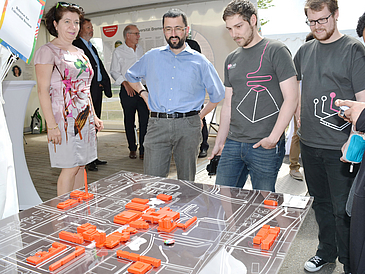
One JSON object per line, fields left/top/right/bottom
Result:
{"left": 34, "top": 3, "right": 103, "bottom": 196}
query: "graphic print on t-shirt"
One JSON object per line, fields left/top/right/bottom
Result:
{"left": 236, "top": 41, "right": 280, "bottom": 123}
{"left": 314, "top": 92, "right": 350, "bottom": 131}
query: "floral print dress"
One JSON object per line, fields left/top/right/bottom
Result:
{"left": 34, "top": 42, "right": 97, "bottom": 168}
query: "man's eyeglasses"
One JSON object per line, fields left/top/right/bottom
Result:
{"left": 56, "top": 2, "right": 83, "bottom": 11}
{"left": 164, "top": 27, "right": 187, "bottom": 34}
{"left": 128, "top": 32, "right": 140, "bottom": 36}
{"left": 306, "top": 13, "right": 333, "bottom": 26}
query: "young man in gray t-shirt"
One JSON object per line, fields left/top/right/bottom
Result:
{"left": 209, "top": 0, "right": 298, "bottom": 192}
{"left": 294, "top": 0, "right": 365, "bottom": 273}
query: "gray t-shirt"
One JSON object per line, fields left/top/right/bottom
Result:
{"left": 294, "top": 35, "right": 365, "bottom": 150}
{"left": 224, "top": 38, "right": 297, "bottom": 143}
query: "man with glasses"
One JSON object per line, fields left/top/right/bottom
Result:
{"left": 294, "top": 0, "right": 365, "bottom": 273}
{"left": 209, "top": 0, "right": 298, "bottom": 192}
{"left": 126, "top": 9, "right": 224, "bottom": 181}
{"left": 110, "top": 24, "right": 149, "bottom": 160}
{"left": 73, "top": 18, "right": 112, "bottom": 171}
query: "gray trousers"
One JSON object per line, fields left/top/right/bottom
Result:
{"left": 143, "top": 115, "right": 201, "bottom": 181}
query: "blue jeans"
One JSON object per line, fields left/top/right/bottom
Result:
{"left": 215, "top": 138, "right": 285, "bottom": 192}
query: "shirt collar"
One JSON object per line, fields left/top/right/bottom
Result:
{"left": 80, "top": 37, "right": 91, "bottom": 47}
{"left": 160, "top": 43, "right": 195, "bottom": 55}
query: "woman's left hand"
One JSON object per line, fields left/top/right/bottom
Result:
{"left": 95, "top": 116, "right": 104, "bottom": 132}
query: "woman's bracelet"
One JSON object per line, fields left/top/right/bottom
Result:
{"left": 47, "top": 124, "right": 58, "bottom": 130}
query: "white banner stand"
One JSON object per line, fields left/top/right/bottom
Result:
{"left": 3, "top": 80, "right": 41, "bottom": 210}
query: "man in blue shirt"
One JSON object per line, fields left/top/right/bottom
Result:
{"left": 126, "top": 8, "right": 224, "bottom": 181}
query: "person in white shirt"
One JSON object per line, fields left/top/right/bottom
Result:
{"left": 110, "top": 24, "right": 149, "bottom": 160}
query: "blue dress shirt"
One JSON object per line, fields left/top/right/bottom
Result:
{"left": 126, "top": 44, "right": 224, "bottom": 113}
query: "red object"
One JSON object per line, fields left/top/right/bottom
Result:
{"left": 125, "top": 202, "right": 149, "bottom": 212}
{"left": 177, "top": 216, "right": 197, "bottom": 230}
{"left": 157, "top": 217, "right": 178, "bottom": 233}
{"left": 27, "top": 242, "right": 66, "bottom": 265}
{"left": 264, "top": 200, "right": 278, "bottom": 206}
{"left": 128, "top": 261, "right": 152, "bottom": 274}
{"left": 105, "top": 232, "right": 130, "bottom": 248}
{"left": 131, "top": 198, "right": 149, "bottom": 204}
{"left": 70, "top": 190, "right": 94, "bottom": 201}
{"left": 139, "top": 255, "right": 161, "bottom": 268}
{"left": 142, "top": 207, "right": 180, "bottom": 224}
{"left": 102, "top": 25, "right": 118, "bottom": 38}
{"left": 253, "top": 225, "right": 281, "bottom": 250}
{"left": 116, "top": 250, "right": 161, "bottom": 269}
{"left": 123, "top": 227, "right": 138, "bottom": 234}
{"left": 129, "top": 220, "right": 149, "bottom": 229}
{"left": 261, "top": 233, "right": 276, "bottom": 250}
{"left": 77, "top": 223, "right": 96, "bottom": 234}
{"left": 57, "top": 199, "right": 79, "bottom": 209}
{"left": 59, "top": 231, "right": 84, "bottom": 244}
{"left": 114, "top": 210, "right": 142, "bottom": 225}
{"left": 49, "top": 246, "right": 85, "bottom": 271}
{"left": 156, "top": 194, "right": 172, "bottom": 201}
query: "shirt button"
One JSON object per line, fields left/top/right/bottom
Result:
{"left": 172, "top": 77, "right": 174, "bottom": 79}
{"left": 169, "top": 99, "right": 171, "bottom": 101}
{"left": 168, "top": 109, "right": 170, "bottom": 111}
{"left": 170, "top": 88, "right": 173, "bottom": 90}
{"left": 174, "top": 66, "right": 176, "bottom": 68}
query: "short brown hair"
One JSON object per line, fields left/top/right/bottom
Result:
{"left": 223, "top": 0, "right": 257, "bottom": 26}
{"left": 304, "top": 0, "right": 338, "bottom": 16}
{"left": 44, "top": 3, "right": 84, "bottom": 37}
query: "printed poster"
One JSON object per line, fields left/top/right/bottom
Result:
{"left": 0, "top": 0, "right": 46, "bottom": 63}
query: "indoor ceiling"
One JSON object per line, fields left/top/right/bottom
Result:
{"left": 44, "top": 0, "right": 208, "bottom": 17}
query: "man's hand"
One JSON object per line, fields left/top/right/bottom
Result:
{"left": 253, "top": 136, "right": 277, "bottom": 149}
{"left": 123, "top": 81, "right": 136, "bottom": 97}
{"left": 335, "top": 99, "right": 365, "bottom": 127}
{"left": 208, "top": 143, "right": 224, "bottom": 160}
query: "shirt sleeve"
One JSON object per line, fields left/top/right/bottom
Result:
{"left": 125, "top": 53, "right": 147, "bottom": 83}
{"left": 110, "top": 48, "right": 126, "bottom": 86}
{"left": 34, "top": 45, "right": 54, "bottom": 65}
{"left": 271, "top": 44, "right": 297, "bottom": 83}
{"left": 351, "top": 43, "right": 365, "bottom": 94}
{"left": 201, "top": 58, "right": 225, "bottom": 103}
{"left": 293, "top": 48, "right": 302, "bottom": 81}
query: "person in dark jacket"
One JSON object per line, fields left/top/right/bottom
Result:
{"left": 336, "top": 98, "right": 365, "bottom": 274}
{"left": 73, "top": 18, "right": 112, "bottom": 171}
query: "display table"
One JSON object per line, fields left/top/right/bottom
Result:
{"left": 2, "top": 80, "right": 42, "bottom": 210}
{"left": 0, "top": 171, "right": 312, "bottom": 273}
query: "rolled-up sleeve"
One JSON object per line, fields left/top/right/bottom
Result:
{"left": 203, "top": 62, "right": 225, "bottom": 103}
{"left": 125, "top": 54, "right": 147, "bottom": 83}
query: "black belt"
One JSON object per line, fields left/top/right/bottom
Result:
{"left": 150, "top": 111, "right": 199, "bottom": 119}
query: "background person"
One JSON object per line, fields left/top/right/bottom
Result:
{"left": 186, "top": 37, "right": 210, "bottom": 158}
{"left": 110, "top": 24, "right": 149, "bottom": 160}
{"left": 126, "top": 8, "right": 224, "bottom": 181}
{"left": 12, "top": 65, "right": 21, "bottom": 77}
{"left": 294, "top": 0, "right": 365, "bottom": 272}
{"left": 73, "top": 18, "right": 111, "bottom": 171}
{"left": 288, "top": 32, "right": 314, "bottom": 181}
{"left": 210, "top": 0, "right": 298, "bottom": 192}
{"left": 34, "top": 3, "right": 103, "bottom": 196}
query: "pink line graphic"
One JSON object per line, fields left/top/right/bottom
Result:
{"left": 246, "top": 41, "right": 272, "bottom": 93}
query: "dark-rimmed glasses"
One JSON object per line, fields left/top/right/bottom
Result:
{"left": 164, "top": 27, "right": 187, "bottom": 35}
{"left": 306, "top": 13, "right": 333, "bottom": 26}
{"left": 128, "top": 32, "right": 140, "bottom": 36}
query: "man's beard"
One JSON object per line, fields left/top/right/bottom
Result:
{"left": 166, "top": 35, "right": 186, "bottom": 49}
{"left": 313, "top": 25, "right": 335, "bottom": 41}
